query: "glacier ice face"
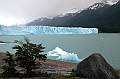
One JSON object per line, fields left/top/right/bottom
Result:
{"left": 0, "top": 25, "right": 98, "bottom": 35}
{"left": 48, "top": 47, "right": 82, "bottom": 62}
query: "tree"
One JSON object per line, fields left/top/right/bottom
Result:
{"left": 12, "top": 36, "right": 47, "bottom": 77}
{"left": 1, "top": 51, "right": 17, "bottom": 78}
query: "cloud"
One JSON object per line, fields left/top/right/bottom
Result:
{"left": 0, "top": 0, "right": 101, "bottom": 22}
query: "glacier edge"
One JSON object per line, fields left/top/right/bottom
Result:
{"left": 0, "top": 26, "right": 98, "bottom": 35}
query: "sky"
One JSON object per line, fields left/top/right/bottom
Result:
{"left": 0, "top": 0, "right": 104, "bottom": 26}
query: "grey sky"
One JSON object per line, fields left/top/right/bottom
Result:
{"left": 0, "top": 0, "right": 104, "bottom": 25}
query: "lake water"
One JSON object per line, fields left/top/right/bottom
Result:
{"left": 0, "top": 34, "right": 120, "bottom": 69}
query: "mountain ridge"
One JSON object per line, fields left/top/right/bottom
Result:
{"left": 61, "top": 2, "right": 111, "bottom": 27}
{"left": 27, "top": 0, "right": 119, "bottom": 27}
{"left": 26, "top": 8, "right": 82, "bottom": 26}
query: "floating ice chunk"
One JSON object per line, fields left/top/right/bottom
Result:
{"left": 0, "top": 43, "right": 5, "bottom": 44}
{"left": 48, "top": 47, "right": 82, "bottom": 62}
{"left": 100, "top": 37, "right": 104, "bottom": 39}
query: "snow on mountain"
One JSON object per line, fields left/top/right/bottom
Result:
{"left": 26, "top": 8, "right": 83, "bottom": 26}
{"left": 56, "top": 8, "right": 82, "bottom": 17}
{"left": 28, "top": 8, "right": 82, "bottom": 24}
{"left": 87, "top": 0, "right": 119, "bottom": 10}
{"left": 30, "top": 8, "right": 82, "bottom": 22}
{"left": 32, "top": 17, "right": 52, "bottom": 23}
{"left": 88, "top": 3, "right": 106, "bottom": 10}
{"left": 101, "top": 0, "right": 119, "bottom": 5}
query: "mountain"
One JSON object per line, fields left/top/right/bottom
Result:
{"left": 26, "top": 0, "right": 120, "bottom": 33}
{"left": 26, "top": 8, "right": 82, "bottom": 26}
{"left": 61, "top": 2, "right": 111, "bottom": 26}
{"left": 27, "top": 0, "right": 119, "bottom": 27}
{"left": 61, "top": 0, "right": 120, "bottom": 32}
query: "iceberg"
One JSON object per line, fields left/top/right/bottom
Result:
{"left": 0, "top": 25, "right": 98, "bottom": 35}
{"left": 48, "top": 47, "right": 82, "bottom": 62}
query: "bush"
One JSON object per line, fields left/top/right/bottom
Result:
{"left": 1, "top": 36, "right": 47, "bottom": 78}
{"left": 65, "top": 69, "right": 76, "bottom": 78}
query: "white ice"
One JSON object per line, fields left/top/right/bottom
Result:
{"left": 48, "top": 47, "right": 82, "bottom": 62}
{"left": 0, "top": 25, "right": 98, "bottom": 35}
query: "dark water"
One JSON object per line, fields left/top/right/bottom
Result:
{"left": 0, "top": 34, "right": 120, "bottom": 69}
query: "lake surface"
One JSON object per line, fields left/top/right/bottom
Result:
{"left": 0, "top": 34, "right": 120, "bottom": 69}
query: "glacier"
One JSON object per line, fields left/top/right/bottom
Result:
{"left": 0, "top": 25, "right": 98, "bottom": 35}
{"left": 48, "top": 47, "right": 83, "bottom": 62}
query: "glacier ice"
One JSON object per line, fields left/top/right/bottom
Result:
{"left": 0, "top": 25, "right": 98, "bottom": 35}
{"left": 48, "top": 47, "right": 82, "bottom": 62}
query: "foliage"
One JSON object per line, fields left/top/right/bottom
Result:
{"left": 65, "top": 69, "right": 77, "bottom": 78}
{"left": 1, "top": 51, "right": 18, "bottom": 78}
{"left": 1, "top": 36, "right": 47, "bottom": 78}
{"left": 70, "top": 69, "right": 76, "bottom": 77}
{"left": 13, "top": 36, "right": 47, "bottom": 77}
{"left": 35, "top": 71, "right": 50, "bottom": 77}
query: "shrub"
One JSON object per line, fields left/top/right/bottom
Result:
{"left": 1, "top": 36, "right": 47, "bottom": 78}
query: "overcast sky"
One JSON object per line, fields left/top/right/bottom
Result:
{"left": 0, "top": 0, "right": 105, "bottom": 25}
